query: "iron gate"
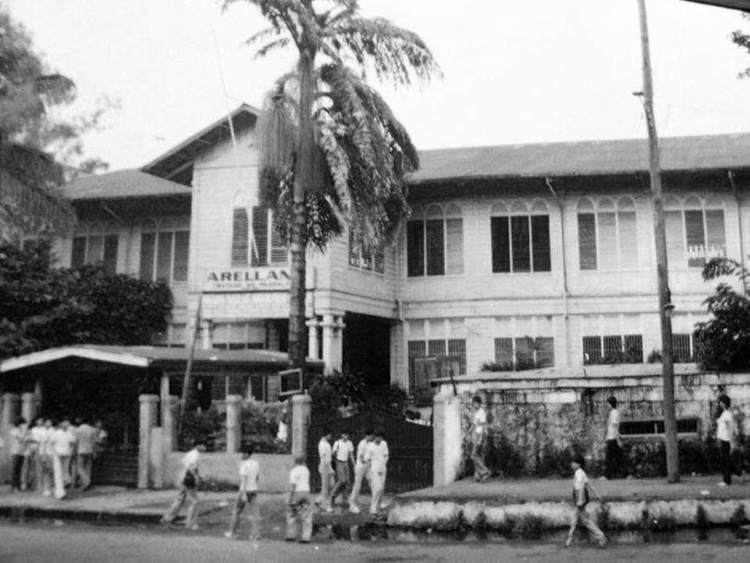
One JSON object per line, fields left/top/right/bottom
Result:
{"left": 307, "top": 409, "right": 433, "bottom": 493}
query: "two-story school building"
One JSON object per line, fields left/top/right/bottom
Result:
{"left": 50, "top": 104, "right": 750, "bottom": 398}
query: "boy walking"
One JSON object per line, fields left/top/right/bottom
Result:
{"left": 225, "top": 445, "right": 261, "bottom": 542}
{"left": 316, "top": 429, "right": 334, "bottom": 512}
{"left": 330, "top": 432, "right": 355, "bottom": 506}
{"left": 286, "top": 456, "right": 313, "bottom": 543}
{"left": 603, "top": 396, "right": 622, "bottom": 480}
{"left": 717, "top": 395, "right": 736, "bottom": 486}
{"left": 470, "top": 396, "right": 490, "bottom": 482}
{"left": 348, "top": 428, "right": 373, "bottom": 514}
{"left": 162, "top": 441, "right": 204, "bottom": 530}
{"left": 369, "top": 429, "right": 389, "bottom": 515}
{"left": 565, "top": 454, "right": 606, "bottom": 548}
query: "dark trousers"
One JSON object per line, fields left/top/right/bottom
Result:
{"left": 720, "top": 439, "right": 732, "bottom": 485}
{"left": 11, "top": 455, "right": 25, "bottom": 490}
{"left": 604, "top": 439, "right": 621, "bottom": 479}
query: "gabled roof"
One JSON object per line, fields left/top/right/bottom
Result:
{"left": 62, "top": 169, "right": 191, "bottom": 201}
{"left": 410, "top": 133, "right": 750, "bottom": 185}
{"left": 142, "top": 103, "right": 260, "bottom": 183}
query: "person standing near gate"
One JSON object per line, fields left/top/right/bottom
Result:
{"left": 470, "top": 396, "right": 490, "bottom": 482}
{"left": 330, "top": 431, "right": 355, "bottom": 506}
{"left": 75, "top": 417, "right": 97, "bottom": 491}
{"left": 348, "top": 428, "right": 374, "bottom": 514}
{"left": 161, "top": 440, "right": 204, "bottom": 530}
{"left": 9, "top": 416, "right": 28, "bottom": 492}
{"left": 316, "top": 429, "right": 334, "bottom": 513}
{"left": 24, "top": 418, "right": 46, "bottom": 492}
{"left": 286, "top": 455, "right": 313, "bottom": 543}
{"left": 39, "top": 418, "right": 54, "bottom": 497}
{"left": 603, "top": 396, "right": 622, "bottom": 480}
{"left": 369, "top": 429, "right": 389, "bottom": 516}
{"left": 717, "top": 395, "right": 736, "bottom": 487}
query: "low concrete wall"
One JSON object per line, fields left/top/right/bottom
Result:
{"left": 164, "top": 452, "right": 293, "bottom": 492}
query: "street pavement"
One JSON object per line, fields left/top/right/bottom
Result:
{"left": 1, "top": 521, "right": 750, "bottom": 562}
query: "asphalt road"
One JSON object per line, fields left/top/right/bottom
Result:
{"left": 1, "top": 522, "right": 750, "bottom": 563}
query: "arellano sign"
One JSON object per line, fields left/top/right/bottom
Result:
{"left": 204, "top": 267, "right": 291, "bottom": 292}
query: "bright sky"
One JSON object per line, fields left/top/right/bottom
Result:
{"left": 7, "top": 0, "right": 750, "bottom": 171}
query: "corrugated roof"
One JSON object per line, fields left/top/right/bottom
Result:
{"left": 410, "top": 133, "right": 750, "bottom": 184}
{"left": 62, "top": 169, "right": 191, "bottom": 201}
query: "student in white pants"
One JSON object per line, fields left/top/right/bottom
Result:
{"left": 348, "top": 428, "right": 374, "bottom": 514}
{"left": 368, "top": 430, "right": 389, "bottom": 515}
{"left": 50, "top": 419, "right": 76, "bottom": 500}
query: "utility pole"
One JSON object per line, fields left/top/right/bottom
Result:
{"left": 636, "top": 0, "right": 680, "bottom": 482}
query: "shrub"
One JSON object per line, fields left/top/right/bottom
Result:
{"left": 241, "top": 400, "right": 289, "bottom": 453}
{"left": 179, "top": 407, "right": 224, "bottom": 452}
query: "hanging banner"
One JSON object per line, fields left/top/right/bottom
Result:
{"left": 203, "top": 267, "right": 291, "bottom": 292}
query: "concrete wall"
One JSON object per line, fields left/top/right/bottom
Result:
{"left": 163, "top": 452, "right": 293, "bottom": 492}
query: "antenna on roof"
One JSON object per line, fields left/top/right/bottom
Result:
{"left": 211, "top": 24, "right": 237, "bottom": 150}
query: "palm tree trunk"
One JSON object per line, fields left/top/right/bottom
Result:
{"left": 288, "top": 49, "right": 315, "bottom": 369}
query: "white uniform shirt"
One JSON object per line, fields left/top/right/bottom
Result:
{"left": 318, "top": 438, "right": 332, "bottom": 471}
{"left": 29, "top": 426, "right": 47, "bottom": 453}
{"left": 239, "top": 458, "right": 260, "bottom": 492}
{"left": 572, "top": 467, "right": 589, "bottom": 505}
{"left": 9, "top": 426, "right": 27, "bottom": 456}
{"left": 51, "top": 428, "right": 76, "bottom": 456}
{"left": 472, "top": 408, "right": 487, "bottom": 438}
{"left": 289, "top": 465, "right": 310, "bottom": 492}
{"left": 38, "top": 428, "right": 53, "bottom": 456}
{"left": 76, "top": 424, "right": 98, "bottom": 455}
{"left": 183, "top": 448, "right": 200, "bottom": 471}
{"left": 606, "top": 408, "right": 621, "bottom": 441}
{"left": 717, "top": 409, "right": 734, "bottom": 442}
{"left": 355, "top": 439, "right": 371, "bottom": 467}
{"left": 369, "top": 441, "right": 389, "bottom": 473}
{"left": 333, "top": 439, "right": 354, "bottom": 462}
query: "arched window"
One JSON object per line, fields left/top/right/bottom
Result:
{"left": 490, "top": 199, "right": 551, "bottom": 273}
{"left": 139, "top": 218, "right": 190, "bottom": 283}
{"left": 406, "top": 204, "right": 463, "bottom": 276}
{"left": 250, "top": 207, "right": 287, "bottom": 266}
{"left": 70, "top": 222, "right": 119, "bottom": 274}
{"left": 665, "top": 196, "right": 726, "bottom": 269}
{"left": 576, "top": 197, "right": 638, "bottom": 271}
{"left": 231, "top": 207, "right": 249, "bottom": 266}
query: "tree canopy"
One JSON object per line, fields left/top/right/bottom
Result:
{"left": 0, "top": 240, "right": 173, "bottom": 360}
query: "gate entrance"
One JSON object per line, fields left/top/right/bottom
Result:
{"left": 307, "top": 409, "right": 432, "bottom": 493}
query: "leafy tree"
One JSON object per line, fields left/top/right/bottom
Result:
{"left": 731, "top": 12, "right": 750, "bottom": 78}
{"left": 0, "top": 240, "right": 172, "bottom": 359}
{"left": 694, "top": 257, "right": 750, "bottom": 371}
{"left": 223, "top": 0, "right": 440, "bottom": 368}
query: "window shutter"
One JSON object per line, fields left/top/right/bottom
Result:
{"left": 447, "top": 338, "right": 466, "bottom": 374}
{"left": 624, "top": 334, "right": 643, "bottom": 362}
{"left": 156, "top": 232, "right": 174, "bottom": 282}
{"left": 531, "top": 215, "right": 551, "bottom": 272}
{"left": 139, "top": 232, "right": 156, "bottom": 281}
{"left": 103, "top": 234, "right": 119, "bottom": 275}
{"left": 665, "top": 210, "right": 685, "bottom": 268}
{"left": 582, "top": 336, "right": 602, "bottom": 364}
{"left": 428, "top": 339, "right": 447, "bottom": 357}
{"left": 425, "top": 219, "right": 445, "bottom": 275}
{"left": 597, "top": 212, "right": 617, "bottom": 270}
{"left": 603, "top": 335, "right": 622, "bottom": 358}
{"left": 672, "top": 333, "right": 691, "bottom": 363}
{"left": 87, "top": 235, "right": 104, "bottom": 264}
{"left": 618, "top": 211, "right": 638, "bottom": 269}
{"left": 231, "top": 207, "right": 249, "bottom": 266}
{"left": 685, "top": 210, "right": 706, "bottom": 268}
{"left": 491, "top": 216, "right": 510, "bottom": 273}
{"left": 374, "top": 247, "right": 385, "bottom": 274}
{"left": 406, "top": 221, "right": 425, "bottom": 277}
{"left": 577, "top": 213, "right": 597, "bottom": 270}
{"left": 445, "top": 218, "right": 464, "bottom": 274}
{"left": 269, "top": 212, "right": 287, "bottom": 263}
{"left": 536, "top": 337, "right": 555, "bottom": 367}
{"left": 71, "top": 236, "right": 86, "bottom": 268}
{"left": 514, "top": 337, "right": 534, "bottom": 367}
{"left": 173, "top": 231, "right": 190, "bottom": 282}
{"left": 705, "top": 209, "right": 726, "bottom": 260}
{"left": 511, "top": 216, "right": 531, "bottom": 272}
{"left": 494, "top": 337, "right": 513, "bottom": 367}
{"left": 251, "top": 206, "right": 269, "bottom": 266}
{"left": 407, "top": 340, "right": 427, "bottom": 390}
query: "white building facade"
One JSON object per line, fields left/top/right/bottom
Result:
{"left": 57, "top": 105, "right": 750, "bottom": 397}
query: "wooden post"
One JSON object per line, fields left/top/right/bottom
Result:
{"left": 636, "top": 0, "right": 679, "bottom": 482}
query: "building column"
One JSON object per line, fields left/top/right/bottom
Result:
{"left": 226, "top": 394, "right": 242, "bottom": 453}
{"left": 138, "top": 394, "right": 159, "bottom": 489}
{"left": 0, "top": 394, "right": 21, "bottom": 483}
{"left": 433, "top": 390, "right": 463, "bottom": 487}
{"left": 321, "top": 313, "right": 345, "bottom": 374}
{"left": 200, "top": 319, "right": 212, "bottom": 349}
{"left": 291, "top": 393, "right": 312, "bottom": 461}
{"left": 306, "top": 318, "right": 320, "bottom": 360}
{"left": 21, "top": 392, "right": 37, "bottom": 422}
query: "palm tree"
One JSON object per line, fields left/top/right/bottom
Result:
{"left": 224, "top": 0, "right": 440, "bottom": 368}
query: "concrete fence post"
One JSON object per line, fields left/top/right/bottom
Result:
{"left": 21, "top": 392, "right": 37, "bottom": 423}
{"left": 162, "top": 395, "right": 179, "bottom": 453}
{"left": 138, "top": 394, "right": 159, "bottom": 489}
{"left": 433, "top": 390, "right": 463, "bottom": 487}
{"left": 292, "top": 393, "right": 312, "bottom": 461}
{"left": 226, "top": 394, "right": 242, "bottom": 453}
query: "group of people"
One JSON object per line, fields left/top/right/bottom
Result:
{"left": 161, "top": 427, "right": 390, "bottom": 544}
{"left": 5, "top": 416, "right": 107, "bottom": 499}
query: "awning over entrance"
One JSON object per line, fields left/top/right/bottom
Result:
{"left": 0, "top": 344, "right": 297, "bottom": 374}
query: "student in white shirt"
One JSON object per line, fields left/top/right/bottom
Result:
{"left": 348, "top": 428, "right": 374, "bottom": 514}
{"left": 225, "top": 445, "right": 261, "bottom": 542}
{"left": 162, "top": 441, "right": 204, "bottom": 529}
{"left": 9, "top": 416, "right": 28, "bottom": 492}
{"left": 75, "top": 418, "right": 98, "bottom": 490}
{"left": 24, "top": 418, "right": 46, "bottom": 492}
{"left": 368, "top": 429, "right": 389, "bottom": 515}
{"left": 38, "top": 419, "right": 54, "bottom": 497}
{"left": 565, "top": 454, "right": 606, "bottom": 548}
{"left": 330, "top": 432, "right": 355, "bottom": 505}
{"left": 50, "top": 418, "right": 77, "bottom": 499}
{"left": 285, "top": 456, "right": 313, "bottom": 543}
{"left": 470, "top": 396, "right": 490, "bottom": 482}
{"left": 603, "top": 396, "right": 622, "bottom": 480}
{"left": 316, "top": 430, "right": 334, "bottom": 512}
{"left": 717, "top": 395, "right": 736, "bottom": 486}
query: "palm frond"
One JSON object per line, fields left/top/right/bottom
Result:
{"left": 254, "top": 37, "right": 293, "bottom": 58}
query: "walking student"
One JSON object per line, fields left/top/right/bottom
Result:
{"left": 368, "top": 429, "right": 389, "bottom": 515}
{"left": 162, "top": 441, "right": 204, "bottom": 530}
{"left": 75, "top": 417, "right": 98, "bottom": 490}
{"left": 330, "top": 431, "right": 355, "bottom": 506}
{"left": 285, "top": 456, "right": 313, "bottom": 543}
{"left": 603, "top": 396, "right": 622, "bottom": 480}
{"left": 225, "top": 445, "right": 261, "bottom": 542}
{"left": 470, "top": 396, "right": 490, "bottom": 482}
{"left": 9, "top": 416, "right": 28, "bottom": 492}
{"left": 316, "top": 429, "right": 334, "bottom": 512}
{"left": 717, "top": 394, "right": 736, "bottom": 487}
{"left": 565, "top": 454, "right": 606, "bottom": 548}
{"left": 348, "top": 428, "right": 373, "bottom": 514}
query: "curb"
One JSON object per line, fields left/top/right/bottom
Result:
{"left": 0, "top": 505, "right": 162, "bottom": 525}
